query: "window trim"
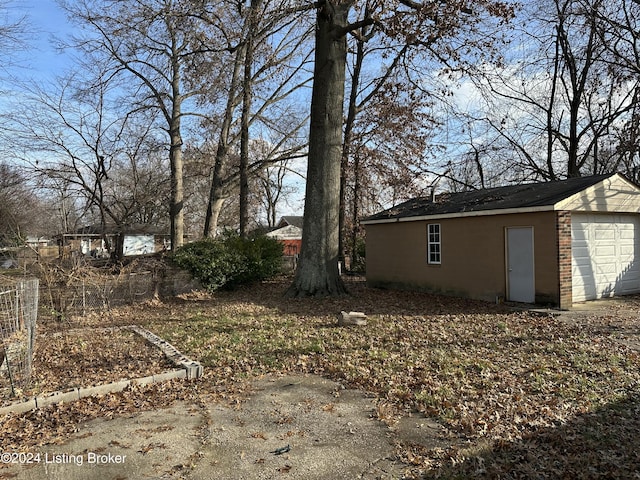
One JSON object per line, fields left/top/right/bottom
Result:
{"left": 427, "top": 223, "right": 441, "bottom": 265}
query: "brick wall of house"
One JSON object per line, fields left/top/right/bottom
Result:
{"left": 556, "top": 211, "right": 572, "bottom": 309}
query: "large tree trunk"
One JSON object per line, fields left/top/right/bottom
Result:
{"left": 170, "top": 129, "right": 185, "bottom": 249}
{"left": 204, "top": 146, "right": 229, "bottom": 238}
{"left": 239, "top": 1, "right": 258, "bottom": 238}
{"left": 169, "top": 33, "right": 185, "bottom": 249}
{"left": 206, "top": 197, "right": 226, "bottom": 237}
{"left": 239, "top": 41, "right": 251, "bottom": 238}
{"left": 287, "top": 0, "right": 351, "bottom": 297}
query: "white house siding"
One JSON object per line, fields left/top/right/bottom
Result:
{"left": 123, "top": 235, "right": 155, "bottom": 256}
{"left": 556, "top": 174, "right": 640, "bottom": 213}
{"left": 265, "top": 225, "right": 302, "bottom": 240}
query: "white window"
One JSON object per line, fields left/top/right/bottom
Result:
{"left": 427, "top": 224, "right": 441, "bottom": 264}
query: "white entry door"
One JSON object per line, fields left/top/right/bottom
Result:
{"left": 506, "top": 227, "right": 535, "bottom": 303}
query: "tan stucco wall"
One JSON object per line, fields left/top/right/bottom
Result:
{"left": 365, "top": 211, "right": 559, "bottom": 304}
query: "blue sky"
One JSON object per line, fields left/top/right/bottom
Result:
{"left": 14, "top": 0, "right": 72, "bottom": 82}
{"left": 8, "top": 0, "right": 306, "bottom": 219}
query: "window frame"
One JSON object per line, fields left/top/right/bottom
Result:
{"left": 427, "top": 223, "right": 441, "bottom": 265}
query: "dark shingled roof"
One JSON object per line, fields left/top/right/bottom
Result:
{"left": 75, "top": 223, "right": 168, "bottom": 235}
{"left": 277, "top": 216, "right": 304, "bottom": 229}
{"left": 364, "top": 174, "right": 615, "bottom": 222}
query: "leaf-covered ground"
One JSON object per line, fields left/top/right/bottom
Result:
{"left": 0, "top": 328, "right": 175, "bottom": 404}
{"left": 29, "top": 328, "right": 176, "bottom": 395}
{"left": 3, "top": 277, "right": 640, "bottom": 478}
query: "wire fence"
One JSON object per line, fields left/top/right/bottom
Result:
{"left": 0, "top": 279, "right": 39, "bottom": 398}
{"left": 41, "top": 271, "right": 159, "bottom": 321}
{"left": 0, "top": 263, "right": 199, "bottom": 400}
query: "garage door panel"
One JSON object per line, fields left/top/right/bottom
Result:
{"left": 572, "top": 245, "right": 590, "bottom": 259}
{"left": 619, "top": 228, "right": 635, "bottom": 240}
{"left": 619, "top": 272, "right": 640, "bottom": 293}
{"left": 571, "top": 269, "right": 589, "bottom": 283}
{"left": 594, "top": 228, "right": 615, "bottom": 241}
{"left": 619, "top": 260, "right": 639, "bottom": 276}
{"left": 594, "top": 265, "right": 617, "bottom": 277}
{"left": 620, "top": 272, "right": 640, "bottom": 285}
{"left": 572, "top": 214, "right": 640, "bottom": 302}
{"left": 620, "top": 245, "right": 635, "bottom": 256}
{"left": 594, "top": 245, "right": 616, "bottom": 257}
{"left": 572, "top": 229, "right": 588, "bottom": 241}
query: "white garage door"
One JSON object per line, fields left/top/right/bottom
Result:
{"left": 572, "top": 214, "right": 640, "bottom": 302}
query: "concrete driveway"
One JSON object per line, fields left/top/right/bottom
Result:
{"left": 558, "top": 296, "right": 640, "bottom": 351}
{"left": 0, "top": 375, "right": 452, "bottom": 480}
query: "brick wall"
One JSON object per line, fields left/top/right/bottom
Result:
{"left": 556, "top": 211, "right": 572, "bottom": 309}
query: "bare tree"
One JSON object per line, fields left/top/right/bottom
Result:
{"left": 340, "top": 37, "right": 448, "bottom": 268}
{"left": 0, "top": 163, "right": 27, "bottom": 245}
{"left": 203, "top": 0, "right": 312, "bottom": 238}
{"left": 0, "top": 0, "right": 28, "bottom": 75}
{"left": 596, "top": 0, "right": 640, "bottom": 75}
{"left": 255, "top": 144, "right": 302, "bottom": 228}
{"left": 13, "top": 74, "right": 170, "bottom": 256}
{"left": 458, "top": 0, "right": 640, "bottom": 182}
{"left": 239, "top": 0, "right": 261, "bottom": 237}
{"left": 59, "top": 0, "right": 228, "bottom": 249}
{"left": 594, "top": 0, "right": 640, "bottom": 181}
{"left": 37, "top": 177, "right": 82, "bottom": 236}
{"left": 15, "top": 76, "right": 125, "bottom": 239}
{"left": 0, "top": 164, "right": 50, "bottom": 246}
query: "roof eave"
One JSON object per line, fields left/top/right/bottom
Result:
{"left": 361, "top": 205, "right": 557, "bottom": 225}
{"left": 361, "top": 173, "right": 638, "bottom": 225}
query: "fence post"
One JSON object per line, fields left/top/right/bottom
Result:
{"left": 82, "top": 279, "right": 86, "bottom": 316}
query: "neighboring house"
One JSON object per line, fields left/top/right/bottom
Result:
{"left": 59, "top": 224, "right": 170, "bottom": 258}
{"left": 266, "top": 216, "right": 303, "bottom": 256}
{"left": 25, "top": 236, "right": 53, "bottom": 248}
{"left": 362, "top": 173, "right": 640, "bottom": 308}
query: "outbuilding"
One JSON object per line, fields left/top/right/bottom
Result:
{"left": 362, "top": 173, "right": 640, "bottom": 308}
{"left": 265, "top": 216, "right": 303, "bottom": 256}
{"left": 59, "top": 223, "right": 170, "bottom": 258}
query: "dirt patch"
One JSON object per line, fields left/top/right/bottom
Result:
{"left": 0, "top": 327, "right": 175, "bottom": 406}
{"left": 3, "top": 327, "right": 175, "bottom": 404}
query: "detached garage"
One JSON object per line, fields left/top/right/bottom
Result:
{"left": 362, "top": 173, "right": 640, "bottom": 308}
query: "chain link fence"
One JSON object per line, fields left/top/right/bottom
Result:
{"left": 0, "top": 261, "right": 199, "bottom": 400}
{"left": 0, "top": 279, "right": 39, "bottom": 398}
{"left": 41, "top": 271, "right": 159, "bottom": 321}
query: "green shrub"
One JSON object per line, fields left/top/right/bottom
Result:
{"left": 171, "top": 233, "right": 283, "bottom": 291}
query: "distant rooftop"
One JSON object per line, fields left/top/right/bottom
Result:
{"left": 277, "top": 216, "right": 304, "bottom": 229}
{"left": 73, "top": 223, "right": 168, "bottom": 236}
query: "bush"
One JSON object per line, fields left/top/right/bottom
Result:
{"left": 170, "top": 233, "right": 283, "bottom": 291}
